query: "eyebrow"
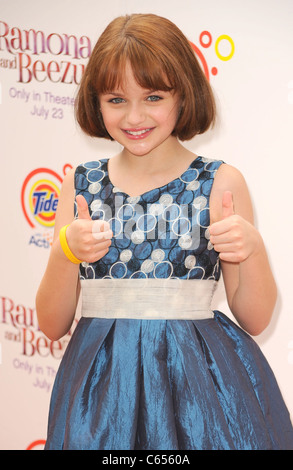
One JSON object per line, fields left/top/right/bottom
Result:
{"left": 103, "top": 92, "right": 124, "bottom": 97}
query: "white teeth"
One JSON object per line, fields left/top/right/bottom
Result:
{"left": 125, "top": 128, "right": 151, "bottom": 136}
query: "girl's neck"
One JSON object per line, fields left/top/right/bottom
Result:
{"left": 118, "top": 138, "right": 193, "bottom": 175}
{"left": 108, "top": 139, "right": 197, "bottom": 197}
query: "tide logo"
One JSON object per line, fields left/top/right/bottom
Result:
{"left": 21, "top": 164, "right": 72, "bottom": 228}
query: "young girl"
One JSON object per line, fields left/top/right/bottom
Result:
{"left": 36, "top": 13, "right": 293, "bottom": 450}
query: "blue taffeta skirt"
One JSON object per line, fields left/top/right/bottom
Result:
{"left": 45, "top": 311, "right": 293, "bottom": 450}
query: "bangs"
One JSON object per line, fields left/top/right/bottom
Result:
{"left": 94, "top": 39, "right": 176, "bottom": 94}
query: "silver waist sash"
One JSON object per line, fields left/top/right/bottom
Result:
{"left": 80, "top": 278, "right": 217, "bottom": 320}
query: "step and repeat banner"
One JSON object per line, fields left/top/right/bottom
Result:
{"left": 1, "top": 0, "right": 292, "bottom": 450}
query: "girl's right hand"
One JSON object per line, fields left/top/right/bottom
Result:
{"left": 65, "top": 194, "right": 113, "bottom": 264}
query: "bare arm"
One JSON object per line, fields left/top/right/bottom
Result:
{"left": 36, "top": 168, "right": 112, "bottom": 340}
{"left": 209, "top": 164, "right": 277, "bottom": 336}
{"left": 36, "top": 169, "right": 80, "bottom": 340}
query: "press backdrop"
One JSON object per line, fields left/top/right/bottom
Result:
{"left": 1, "top": 0, "right": 292, "bottom": 450}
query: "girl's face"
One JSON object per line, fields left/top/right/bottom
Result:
{"left": 99, "top": 63, "right": 180, "bottom": 158}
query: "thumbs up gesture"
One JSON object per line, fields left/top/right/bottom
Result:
{"left": 65, "top": 195, "right": 113, "bottom": 264}
{"left": 209, "top": 191, "right": 260, "bottom": 263}
{"left": 221, "top": 190, "right": 235, "bottom": 219}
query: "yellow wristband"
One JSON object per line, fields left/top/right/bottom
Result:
{"left": 59, "top": 224, "right": 82, "bottom": 264}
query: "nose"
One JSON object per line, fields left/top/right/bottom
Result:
{"left": 125, "top": 102, "right": 145, "bottom": 126}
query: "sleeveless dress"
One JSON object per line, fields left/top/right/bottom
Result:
{"left": 45, "top": 156, "right": 293, "bottom": 450}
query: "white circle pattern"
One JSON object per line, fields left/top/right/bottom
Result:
{"left": 120, "top": 249, "right": 132, "bottom": 262}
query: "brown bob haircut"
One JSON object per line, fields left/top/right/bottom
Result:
{"left": 75, "top": 14, "right": 216, "bottom": 141}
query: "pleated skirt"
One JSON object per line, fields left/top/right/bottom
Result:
{"left": 45, "top": 311, "right": 293, "bottom": 450}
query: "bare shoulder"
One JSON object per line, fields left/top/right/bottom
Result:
{"left": 210, "top": 163, "right": 254, "bottom": 224}
{"left": 213, "top": 162, "right": 247, "bottom": 189}
{"left": 61, "top": 166, "right": 76, "bottom": 191}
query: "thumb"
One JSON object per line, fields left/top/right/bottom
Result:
{"left": 76, "top": 194, "right": 91, "bottom": 220}
{"left": 222, "top": 191, "right": 235, "bottom": 219}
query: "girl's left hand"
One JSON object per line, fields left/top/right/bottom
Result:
{"left": 209, "top": 191, "right": 262, "bottom": 263}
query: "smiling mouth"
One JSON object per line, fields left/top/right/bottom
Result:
{"left": 123, "top": 128, "right": 154, "bottom": 138}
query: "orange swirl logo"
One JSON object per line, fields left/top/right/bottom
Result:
{"left": 21, "top": 164, "right": 72, "bottom": 228}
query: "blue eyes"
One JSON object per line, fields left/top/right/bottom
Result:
{"left": 108, "top": 95, "right": 162, "bottom": 104}
{"left": 109, "top": 97, "right": 124, "bottom": 104}
{"left": 147, "top": 95, "right": 162, "bottom": 102}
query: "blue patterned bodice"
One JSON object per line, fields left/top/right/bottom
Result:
{"left": 74, "top": 156, "right": 223, "bottom": 281}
